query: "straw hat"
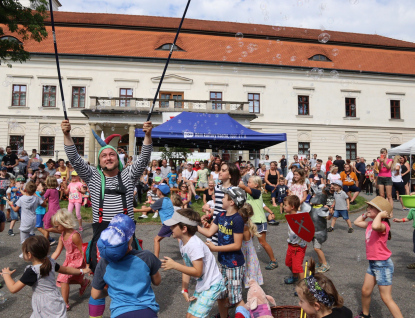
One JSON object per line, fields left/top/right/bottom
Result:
{"left": 367, "top": 196, "right": 393, "bottom": 217}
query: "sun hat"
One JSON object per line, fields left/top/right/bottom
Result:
{"left": 164, "top": 211, "right": 199, "bottom": 227}
{"left": 55, "top": 171, "right": 61, "bottom": 176}
{"left": 154, "top": 183, "right": 170, "bottom": 195}
{"left": 222, "top": 187, "right": 246, "bottom": 208}
{"left": 367, "top": 196, "right": 393, "bottom": 217}
{"left": 71, "top": 170, "right": 78, "bottom": 176}
{"left": 332, "top": 180, "right": 343, "bottom": 187}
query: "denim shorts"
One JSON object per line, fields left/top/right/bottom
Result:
{"left": 366, "top": 258, "right": 394, "bottom": 286}
{"left": 255, "top": 222, "right": 267, "bottom": 233}
{"left": 334, "top": 210, "right": 349, "bottom": 220}
{"left": 377, "top": 176, "right": 393, "bottom": 187}
{"left": 35, "top": 214, "right": 45, "bottom": 228}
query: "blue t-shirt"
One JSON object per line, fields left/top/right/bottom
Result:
{"left": 276, "top": 185, "right": 289, "bottom": 199}
{"left": 92, "top": 250, "right": 161, "bottom": 318}
{"left": 35, "top": 191, "right": 46, "bottom": 215}
{"left": 150, "top": 197, "right": 174, "bottom": 224}
{"left": 10, "top": 186, "right": 22, "bottom": 204}
{"left": 213, "top": 212, "right": 245, "bottom": 268}
{"left": 355, "top": 162, "right": 366, "bottom": 175}
{"left": 166, "top": 172, "right": 178, "bottom": 184}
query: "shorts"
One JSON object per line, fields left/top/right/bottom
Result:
{"left": 277, "top": 196, "right": 286, "bottom": 204}
{"left": 188, "top": 280, "right": 226, "bottom": 318}
{"left": 9, "top": 208, "right": 19, "bottom": 221}
{"left": 116, "top": 308, "right": 158, "bottom": 318}
{"left": 312, "top": 238, "right": 322, "bottom": 249}
{"left": 333, "top": 210, "right": 349, "bottom": 220}
{"left": 218, "top": 264, "right": 244, "bottom": 305}
{"left": 198, "top": 182, "right": 208, "bottom": 188}
{"left": 366, "top": 258, "right": 394, "bottom": 286}
{"left": 157, "top": 224, "right": 173, "bottom": 238}
{"left": 377, "top": 176, "right": 393, "bottom": 187}
{"left": 342, "top": 185, "right": 360, "bottom": 193}
{"left": 393, "top": 181, "right": 406, "bottom": 196}
{"left": 169, "top": 183, "right": 178, "bottom": 188}
{"left": 254, "top": 222, "right": 267, "bottom": 233}
{"left": 285, "top": 244, "right": 307, "bottom": 274}
{"left": 36, "top": 214, "right": 45, "bottom": 228}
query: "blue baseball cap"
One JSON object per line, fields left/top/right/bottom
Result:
{"left": 155, "top": 183, "right": 170, "bottom": 195}
{"left": 97, "top": 214, "right": 136, "bottom": 263}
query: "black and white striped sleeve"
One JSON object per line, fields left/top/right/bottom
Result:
{"left": 128, "top": 144, "right": 153, "bottom": 186}
{"left": 64, "top": 144, "right": 95, "bottom": 184}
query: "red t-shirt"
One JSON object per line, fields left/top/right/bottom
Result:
{"left": 326, "top": 160, "right": 332, "bottom": 173}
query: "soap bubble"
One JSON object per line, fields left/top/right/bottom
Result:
{"left": 124, "top": 126, "right": 128, "bottom": 129}
{"left": 111, "top": 127, "right": 115, "bottom": 131}
{"left": 318, "top": 33, "right": 330, "bottom": 43}
{"left": 226, "top": 45, "right": 232, "bottom": 53}
{"left": 233, "top": 67, "right": 238, "bottom": 73}
{"left": 351, "top": 104, "right": 356, "bottom": 111}
{"left": 222, "top": 56, "right": 227, "bottom": 61}
{"left": 350, "top": 0, "right": 359, "bottom": 4}
{"left": 180, "top": 65, "right": 186, "bottom": 70}
{"left": 2, "top": 80, "right": 10, "bottom": 87}
{"left": 366, "top": 110, "right": 370, "bottom": 114}
{"left": 330, "top": 70, "right": 339, "bottom": 79}
{"left": 276, "top": 54, "right": 281, "bottom": 59}
{"left": 178, "top": 119, "right": 181, "bottom": 123}
{"left": 238, "top": 41, "right": 244, "bottom": 47}
{"left": 235, "top": 32, "right": 244, "bottom": 40}
{"left": 215, "top": 114, "right": 219, "bottom": 118}
{"left": 242, "top": 51, "right": 248, "bottom": 58}
{"left": 332, "top": 48, "right": 339, "bottom": 56}
{"left": 324, "top": 119, "right": 331, "bottom": 125}
{"left": 290, "top": 56, "right": 296, "bottom": 61}
{"left": 310, "top": 68, "right": 324, "bottom": 80}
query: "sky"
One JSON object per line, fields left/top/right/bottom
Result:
{"left": 58, "top": 0, "right": 415, "bottom": 43}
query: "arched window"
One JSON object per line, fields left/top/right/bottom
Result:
{"left": 0, "top": 36, "right": 22, "bottom": 44}
{"left": 156, "top": 43, "right": 184, "bottom": 51}
{"left": 309, "top": 54, "right": 331, "bottom": 62}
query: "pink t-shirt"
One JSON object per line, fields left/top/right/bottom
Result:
{"left": 289, "top": 183, "right": 307, "bottom": 201}
{"left": 67, "top": 182, "right": 83, "bottom": 204}
{"left": 377, "top": 159, "right": 392, "bottom": 177}
{"left": 365, "top": 220, "right": 391, "bottom": 260}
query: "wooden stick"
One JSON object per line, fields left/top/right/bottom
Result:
{"left": 300, "top": 261, "right": 309, "bottom": 318}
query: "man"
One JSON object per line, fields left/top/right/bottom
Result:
{"left": 260, "top": 154, "right": 271, "bottom": 170}
{"left": 317, "top": 159, "right": 325, "bottom": 172}
{"left": 279, "top": 154, "right": 287, "bottom": 177}
{"left": 1, "top": 146, "right": 18, "bottom": 173}
{"left": 32, "top": 148, "right": 42, "bottom": 161}
{"left": 316, "top": 163, "right": 326, "bottom": 181}
{"left": 44, "top": 159, "right": 56, "bottom": 176}
{"left": 160, "top": 159, "right": 171, "bottom": 184}
{"left": 181, "top": 162, "right": 201, "bottom": 200}
{"left": 355, "top": 157, "right": 366, "bottom": 190}
{"left": 333, "top": 155, "right": 345, "bottom": 173}
{"left": 117, "top": 147, "right": 126, "bottom": 168}
{"left": 310, "top": 154, "right": 318, "bottom": 168}
{"left": 193, "top": 161, "right": 201, "bottom": 171}
{"left": 326, "top": 156, "right": 333, "bottom": 174}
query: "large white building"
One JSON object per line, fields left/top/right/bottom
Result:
{"left": 2, "top": 8, "right": 415, "bottom": 164}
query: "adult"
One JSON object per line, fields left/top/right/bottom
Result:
{"left": 256, "top": 164, "right": 267, "bottom": 182}
{"left": 260, "top": 154, "right": 271, "bottom": 170}
{"left": 209, "top": 155, "right": 221, "bottom": 170}
{"left": 285, "top": 165, "right": 297, "bottom": 188}
{"left": 289, "top": 155, "right": 301, "bottom": 169}
{"left": 35, "top": 164, "right": 49, "bottom": 183}
{"left": 340, "top": 164, "right": 360, "bottom": 205}
{"left": 355, "top": 157, "right": 366, "bottom": 190}
{"left": 279, "top": 154, "right": 287, "bottom": 177}
{"left": 316, "top": 159, "right": 325, "bottom": 172}
{"left": 391, "top": 155, "right": 406, "bottom": 210}
{"left": 0, "top": 147, "right": 5, "bottom": 162}
{"left": 315, "top": 163, "right": 326, "bottom": 182}
{"left": 300, "top": 157, "right": 311, "bottom": 170}
{"left": 333, "top": 155, "right": 345, "bottom": 173}
{"left": 374, "top": 148, "right": 393, "bottom": 206}
{"left": 401, "top": 156, "right": 411, "bottom": 195}
{"left": 209, "top": 163, "right": 220, "bottom": 185}
{"left": 327, "top": 166, "right": 341, "bottom": 184}
{"left": 326, "top": 156, "right": 333, "bottom": 175}
{"left": 57, "top": 159, "right": 69, "bottom": 183}
{"left": 264, "top": 161, "right": 280, "bottom": 207}
{"left": 17, "top": 150, "right": 29, "bottom": 175}
{"left": 1, "top": 146, "right": 18, "bottom": 173}
{"left": 310, "top": 153, "right": 318, "bottom": 168}
{"left": 309, "top": 167, "right": 325, "bottom": 186}
{"left": 203, "top": 180, "right": 215, "bottom": 204}
{"left": 193, "top": 161, "right": 201, "bottom": 171}
{"left": 66, "top": 161, "right": 75, "bottom": 180}
{"left": 44, "top": 159, "right": 56, "bottom": 176}
{"left": 160, "top": 159, "right": 171, "bottom": 184}
{"left": 181, "top": 162, "right": 200, "bottom": 200}
{"left": 117, "top": 147, "right": 126, "bottom": 167}
{"left": 31, "top": 148, "right": 41, "bottom": 161}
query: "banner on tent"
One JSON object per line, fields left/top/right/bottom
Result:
{"left": 149, "top": 152, "right": 211, "bottom": 163}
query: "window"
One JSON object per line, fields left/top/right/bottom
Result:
{"left": 119, "top": 88, "right": 133, "bottom": 107}
{"left": 390, "top": 100, "right": 400, "bottom": 119}
{"left": 9, "top": 136, "right": 24, "bottom": 154}
{"left": 298, "top": 142, "right": 310, "bottom": 155}
{"left": 159, "top": 92, "right": 184, "bottom": 108}
{"left": 391, "top": 144, "right": 401, "bottom": 149}
{"left": 345, "top": 98, "right": 356, "bottom": 117}
{"left": 42, "top": 85, "right": 56, "bottom": 107}
{"left": 72, "top": 87, "right": 86, "bottom": 108}
{"left": 73, "top": 137, "right": 85, "bottom": 156}
{"left": 210, "top": 92, "right": 223, "bottom": 110}
{"left": 248, "top": 93, "right": 260, "bottom": 113}
{"left": 298, "top": 95, "right": 309, "bottom": 115}
{"left": 309, "top": 54, "right": 331, "bottom": 61}
{"left": 12, "top": 85, "right": 26, "bottom": 106}
{"left": 156, "top": 43, "right": 184, "bottom": 51}
{"left": 40, "top": 136, "right": 55, "bottom": 156}
{"left": 346, "top": 143, "right": 357, "bottom": 160}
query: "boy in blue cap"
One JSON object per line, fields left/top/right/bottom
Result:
{"left": 91, "top": 214, "right": 161, "bottom": 318}
{"left": 134, "top": 183, "right": 174, "bottom": 258}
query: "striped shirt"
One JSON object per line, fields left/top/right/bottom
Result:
{"left": 64, "top": 144, "right": 152, "bottom": 223}
{"left": 211, "top": 184, "right": 227, "bottom": 245}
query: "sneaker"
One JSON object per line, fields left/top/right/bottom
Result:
{"left": 139, "top": 214, "right": 148, "bottom": 219}
{"left": 317, "top": 263, "right": 330, "bottom": 273}
{"left": 403, "top": 208, "right": 410, "bottom": 211}
{"left": 49, "top": 238, "right": 57, "bottom": 246}
{"left": 348, "top": 227, "right": 354, "bottom": 233}
{"left": 152, "top": 212, "right": 159, "bottom": 219}
{"left": 356, "top": 311, "right": 372, "bottom": 318}
{"left": 78, "top": 227, "right": 83, "bottom": 232}
{"left": 327, "top": 227, "right": 334, "bottom": 232}
{"left": 265, "top": 260, "right": 278, "bottom": 270}
{"left": 195, "top": 195, "right": 201, "bottom": 200}
{"left": 268, "top": 219, "right": 279, "bottom": 226}
{"left": 350, "top": 201, "right": 357, "bottom": 205}
{"left": 79, "top": 278, "right": 91, "bottom": 297}
{"left": 315, "top": 262, "right": 322, "bottom": 271}
{"left": 284, "top": 276, "right": 299, "bottom": 284}
{"left": 6, "top": 218, "right": 11, "bottom": 222}
{"left": 8, "top": 229, "right": 15, "bottom": 236}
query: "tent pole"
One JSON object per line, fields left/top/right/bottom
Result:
{"left": 285, "top": 140, "right": 289, "bottom": 167}
{"left": 134, "top": 136, "right": 137, "bottom": 158}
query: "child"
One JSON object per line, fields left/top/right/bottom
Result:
{"left": 65, "top": 171, "right": 86, "bottom": 232}
{"left": 91, "top": 214, "right": 161, "bottom": 318}
{"left": 82, "top": 183, "right": 91, "bottom": 207}
{"left": 354, "top": 197, "right": 403, "bottom": 318}
{"left": 6, "top": 179, "right": 19, "bottom": 236}
{"left": 202, "top": 196, "right": 215, "bottom": 218}
{"left": 289, "top": 169, "right": 308, "bottom": 210}
{"left": 167, "top": 167, "right": 179, "bottom": 188}
{"left": 393, "top": 208, "right": 415, "bottom": 269}
{"left": 239, "top": 203, "right": 263, "bottom": 287}
{"left": 171, "top": 193, "right": 184, "bottom": 211}
{"left": 146, "top": 177, "right": 161, "bottom": 204}
{"left": 295, "top": 258, "right": 353, "bottom": 318}
{"left": 161, "top": 208, "right": 225, "bottom": 318}
{"left": 327, "top": 180, "right": 353, "bottom": 233}
{"left": 135, "top": 184, "right": 174, "bottom": 258}
{"left": 197, "top": 162, "right": 209, "bottom": 189}
{"left": 198, "top": 186, "right": 246, "bottom": 318}
{"left": 54, "top": 171, "right": 63, "bottom": 189}
{"left": 178, "top": 183, "right": 191, "bottom": 208}
{"left": 263, "top": 203, "right": 279, "bottom": 225}
{"left": 239, "top": 176, "right": 278, "bottom": 270}
{"left": 364, "top": 165, "right": 374, "bottom": 195}
{"left": 276, "top": 177, "right": 289, "bottom": 214}
{"left": 51, "top": 209, "right": 90, "bottom": 310}
{"left": 27, "top": 167, "right": 34, "bottom": 181}
{"left": 0, "top": 167, "right": 10, "bottom": 217}
{"left": 1, "top": 236, "right": 91, "bottom": 318}
{"left": 43, "top": 176, "right": 61, "bottom": 242}
{"left": 35, "top": 181, "right": 48, "bottom": 238}
{"left": 284, "top": 195, "right": 307, "bottom": 284}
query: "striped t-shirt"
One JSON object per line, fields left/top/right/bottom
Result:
{"left": 64, "top": 144, "right": 152, "bottom": 223}
{"left": 211, "top": 184, "right": 227, "bottom": 245}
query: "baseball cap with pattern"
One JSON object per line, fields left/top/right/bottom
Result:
{"left": 222, "top": 186, "right": 246, "bottom": 208}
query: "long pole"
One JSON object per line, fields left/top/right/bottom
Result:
{"left": 48, "top": 0, "right": 68, "bottom": 120}
{"left": 146, "top": 0, "right": 192, "bottom": 122}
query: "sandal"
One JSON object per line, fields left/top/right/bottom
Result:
{"left": 79, "top": 278, "right": 91, "bottom": 297}
{"left": 66, "top": 304, "right": 71, "bottom": 311}
{"left": 357, "top": 311, "right": 371, "bottom": 318}
{"left": 407, "top": 262, "right": 415, "bottom": 269}
{"left": 265, "top": 260, "right": 278, "bottom": 270}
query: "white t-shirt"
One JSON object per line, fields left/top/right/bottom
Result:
{"left": 285, "top": 171, "right": 294, "bottom": 187}
{"left": 119, "top": 153, "right": 125, "bottom": 167}
{"left": 56, "top": 178, "right": 63, "bottom": 190}
{"left": 391, "top": 163, "right": 403, "bottom": 183}
{"left": 180, "top": 235, "right": 222, "bottom": 293}
{"left": 210, "top": 171, "right": 219, "bottom": 184}
{"left": 207, "top": 200, "right": 215, "bottom": 210}
{"left": 327, "top": 173, "right": 341, "bottom": 184}
{"left": 182, "top": 169, "right": 197, "bottom": 181}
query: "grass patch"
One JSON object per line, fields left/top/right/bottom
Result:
{"left": 60, "top": 191, "right": 367, "bottom": 224}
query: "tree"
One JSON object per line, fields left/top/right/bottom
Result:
{"left": 0, "top": 0, "right": 48, "bottom": 67}
{"left": 160, "top": 146, "right": 191, "bottom": 163}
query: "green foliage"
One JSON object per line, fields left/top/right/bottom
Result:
{"left": 0, "top": 0, "right": 48, "bottom": 67}
{"left": 159, "top": 146, "right": 191, "bottom": 161}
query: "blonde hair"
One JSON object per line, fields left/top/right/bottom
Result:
{"left": 392, "top": 155, "right": 401, "bottom": 172}
{"left": 249, "top": 175, "right": 262, "bottom": 189}
{"left": 171, "top": 193, "right": 183, "bottom": 207}
{"left": 45, "top": 176, "right": 58, "bottom": 189}
{"left": 238, "top": 203, "right": 260, "bottom": 238}
{"left": 52, "top": 208, "right": 77, "bottom": 229}
{"left": 330, "top": 165, "right": 338, "bottom": 174}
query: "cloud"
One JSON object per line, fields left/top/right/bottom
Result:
{"left": 59, "top": 0, "right": 415, "bottom": 43}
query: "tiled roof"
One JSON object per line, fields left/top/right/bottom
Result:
{"left": 4, "top": 11, "right": 415, "bottom": 76}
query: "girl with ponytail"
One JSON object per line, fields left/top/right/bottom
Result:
{"left": 1, "top": 235, "right": 90, "bottom": 317}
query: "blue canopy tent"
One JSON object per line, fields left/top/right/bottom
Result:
{"left": 135, "top": 112, "right": 287, "bottom": 151}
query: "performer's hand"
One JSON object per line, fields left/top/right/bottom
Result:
{"left": 61, "top": 120, "right": 71, "bottom": 136}
{"left": 142, "top": 121, "right": 153, "bottom": 136}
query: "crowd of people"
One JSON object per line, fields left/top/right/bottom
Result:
{"left": 0, "top": 123, "right": 412, "bottom": 318}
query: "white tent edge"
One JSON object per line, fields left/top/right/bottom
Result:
{"left": 388, "top": 138, "right": 415, "bottom": 155}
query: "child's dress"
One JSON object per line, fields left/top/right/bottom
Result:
{"left": 241, "top": 233, "right": 263, "bottom": 288}
{"left": 43, "top": 188, "right": 61, "bottom": 229}
{"left": 56, "top": 231, "right": 86, "bottom": 286}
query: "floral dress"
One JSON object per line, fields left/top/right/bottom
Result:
{"left": 241, "top": 228, "right": 263, "bottom": 288}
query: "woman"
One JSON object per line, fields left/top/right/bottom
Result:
{"left": 309, "top": 167, "right": 325, "bottom": 186}
{"left": 57, "top": 159, "right": 69, "bottom": 183}
{"left": 374, "top": 148, "right": 393, "bottom": 206}
{"left": 340, "top": 164, "right": 360, "bottom": 205}
{"left": 256, "top": 164, "right": 267, "bottom": 182}
{"left": 209, "top": 163, "right": 220, "bottom": 185}
{"left": 147, "top": 159, "right": 159, "bottom": 185}
{"left": 327, "top": 165, "right": 341, "bottom": 184}
{"left": 17, "top": 150, "right": 29, "bottom": 176}
{"left": 264, "top": 161, "right": 280, "bottom": 207}
{"left": 203, "top": 180, "right": 215, "bottom": 204}
{"left": 300, "top": 157, "right": 310, "bottom": 170}
{"left": 27, "top": 153, "right": 41, "bottom": 174}
{"left": 391, "top": 155, "right": 406, "bottom": 210}
{"left": 289, "top": 155, "right": 301, "bottom": 169}
{"left": 401, "top": 155, "right": 411, "bottom": 195}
